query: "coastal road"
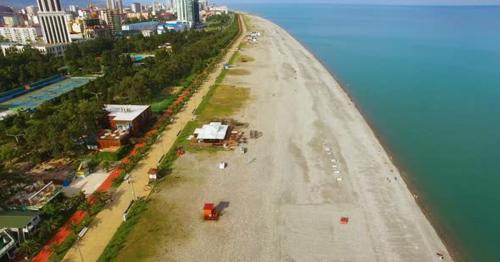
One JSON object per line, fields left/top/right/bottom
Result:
{"left": 61, "top": 14, "right": 247, "bottom": 262}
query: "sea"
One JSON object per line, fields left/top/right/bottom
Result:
{"left": 231, "top": 3, "right": 500, "bottom": 261}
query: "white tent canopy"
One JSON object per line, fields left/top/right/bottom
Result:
{"left": 194, "top": 122, "right": 229, "bottom": 140}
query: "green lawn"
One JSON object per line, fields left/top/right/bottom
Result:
{"left": 198, "top": 85, "right": 249, "bottom": 121}
{"left": 226, "top": 69, "right": 250, "bottom": 76}
{"left": 239, "top": 54, "right": 255, "bottom": 63}
{"left": 150, "top": 95, "right": 176, "bottom": 113}
{"left": 106, "top": 177, "right": 191, "bottom": 262}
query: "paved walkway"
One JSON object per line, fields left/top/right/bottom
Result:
{"left": 62, "top": 15, "right": 246, "bottom": 262}
{"left": 62, "top": 170, "right": 111, "bottom": 197}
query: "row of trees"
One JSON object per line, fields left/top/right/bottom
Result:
{"left": 0, "top": 14, "right": 239, "bottom": 166}
{"left": 0, "top": 47, "right": 63, "bottom": 93}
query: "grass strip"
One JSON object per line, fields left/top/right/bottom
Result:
{"left": 96, "top": 199, "right": 148, "bottom": 262}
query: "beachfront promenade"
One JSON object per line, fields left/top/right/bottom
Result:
{"left": 60, "top": 15, "right": 247, "bottom": 262}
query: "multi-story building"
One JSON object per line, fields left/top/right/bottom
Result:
{"left": 25, "top": 5, "right": 39, "bottom": 25}
{"left": 101, "top": 10, "right": 122, "bottom": 34}
{"left": 126, "top": 12, "right": 151, "bottom": 21}
{"left": 200, "top": 0, "right": 209, "bottom": 11}
{"left": 37, "top": 0, "right": 72, "bottom": 44}
{"left": 83, "top": 18, "right": 111, "bottom": 39}
{"left": 175, "top": 0, "right": 200, "bottom": 27}
{"left": 0, "top": 5, "right": 15, "bottom": 27}
{"left": 69, "top": 5, "right": 79, "bottom": 13}
{"left": 131, "top": 3, "right": 141, "bottom": 13}
{"left": 0, "top": 26, "right": 42, "bottom": 44}
{"left": 193, "top": 0, "right": 200, "bottom": 25}
{"left": 3, "top": 15, "right": 20, "bottom": 27}
{"left": 107, "top": 0, "right": 124, "bottom": 14}
{"left": 0, "top": 41, "right": 67, "bottom": 56}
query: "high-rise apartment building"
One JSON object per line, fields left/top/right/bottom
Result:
{"left": 175, "top": 0, "right": 199, "bottom": 27}
{"left": 25, "top": 6, "right": 39, "bottom": 25}
{"left": 100, "top": 10, "right": 121, "bottom": 34}
{"left": 131, "top": 3, "right": 141, "bottom": 13}
{"left": 36, "top": 0, "right": 72, "bottom": 44}
{"left": 68, "top": 5, "right": 79, "bottom": 13}
{"left": 107, "top": 0, "right": 123, "bottom": 14}
{"left": 200, "top": 0, "right": 209, "bottom": 10}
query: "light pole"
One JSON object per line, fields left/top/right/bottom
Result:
{"left": 156, "top": 134, "right": 165, "bottom": 155}
{"left": 76, "top": 227, "right": 88, "bottom": 262}
{"left": 76, "top": 239, "right": 84, "bottom": 262}
{"left": 124, "top": 174, "right": 137, "bottom": 200}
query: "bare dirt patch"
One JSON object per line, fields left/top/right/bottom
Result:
{"left": 226, "top": 68, "right": 251, "bottom": 76}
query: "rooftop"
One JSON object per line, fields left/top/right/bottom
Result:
{"left": 0, "top": 210, "right": 39, "bottom": 228}
{"left": 6, "top": 181, "right": 61, "bottom": 210}
{"left": 104, "top": 104, "right": 150, "bottom": 122}
{"left": 0, "top": 229, "right": 15, "bottom": 256}
{"left": 194, "top": 122, "right": 229, "bottom": 140}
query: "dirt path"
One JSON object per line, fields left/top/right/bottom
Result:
{"left": 61, "top": 15, "right": 247, "bottom": 262}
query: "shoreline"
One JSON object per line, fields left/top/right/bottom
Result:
{"left": 251, "top": 15, "right": 465, "bottom": 262}
{"left": 240, "top": 13, "right": 456, "bottom": 260}
{"left": 126, "top": 13, "right": 456, "bottom": 261}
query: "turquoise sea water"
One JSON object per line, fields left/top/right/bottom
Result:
{"left": 233, "top": 4, "right": 500, "bottom": 261}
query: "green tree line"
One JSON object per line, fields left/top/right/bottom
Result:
{"left": 0, "top": 14, "right": 238, "bottom": 166}
{"left": 0, "top": 47, "right": 63, "bottom": 93}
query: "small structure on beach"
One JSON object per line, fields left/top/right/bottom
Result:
{"left": 148, "top": 168, "right": 158, "bottom": 181}
{"left": 193, "top": 122, "right": 229, "bottom": 143}
{"left": 203, "top": 203, "right": 219, "bottom": 221}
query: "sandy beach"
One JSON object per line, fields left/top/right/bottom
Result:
{"left": 120, "top": 15, "right": 452, "bottom": 262}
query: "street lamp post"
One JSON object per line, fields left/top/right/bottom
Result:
{"left": 76, "top": 227, "right": 88, "bottom": 262}
{"left": 124, "top": 174, "right": 137, "bottom": 200}
{"left": 76, "top": 240, "right": 84, "bottom": 262}
{"left": 156, "top": 134, "right": 165, "bottom": 155}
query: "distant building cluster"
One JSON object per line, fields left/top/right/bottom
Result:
{"left": 0, "top": 0, "right": 229, "bottom": 56}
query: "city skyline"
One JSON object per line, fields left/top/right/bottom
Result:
{"left": 3, "top": 0, "right": 500, "bottom": 8}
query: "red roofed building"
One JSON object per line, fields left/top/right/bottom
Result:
{"left": 104, "top": 104, "right": 152, "bottom": 136}
{"left": 97, "top": 105, "right": 152, "bottom": 149}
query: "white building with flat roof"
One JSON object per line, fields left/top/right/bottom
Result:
{"left": 104, "top": 104, "right": 152, "bottom": 135}
{"left": 0, "top": 26, "right": 41, "bottom": 44}
{"left": 194, "top": 122, "right": 229, "bottom": 142}
{"left": 0, "top": 41, "right": 68, "bottom": 56}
